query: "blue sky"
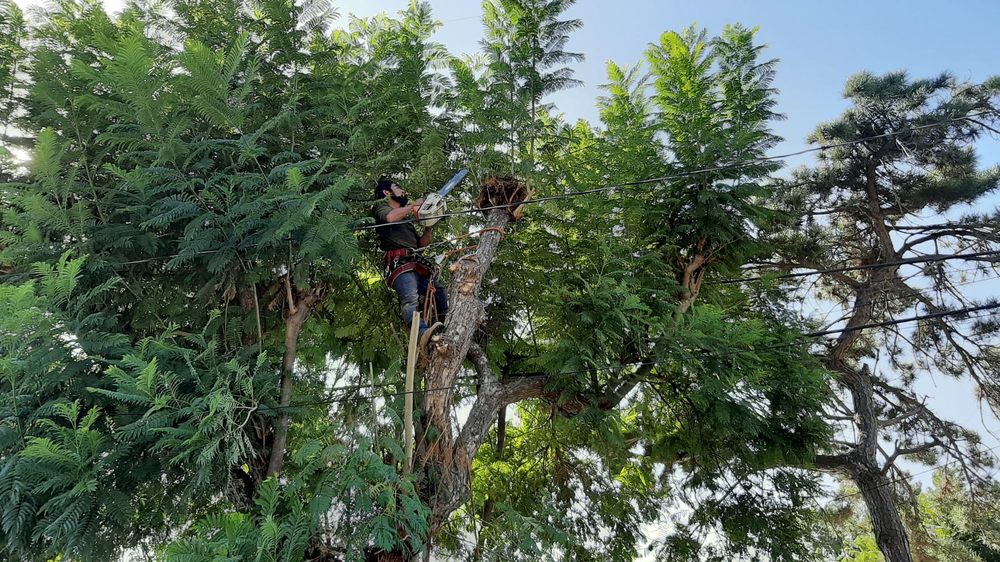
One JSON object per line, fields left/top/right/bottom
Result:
{"left": 334, "top": 0, "right": 1000, "bottom": 168}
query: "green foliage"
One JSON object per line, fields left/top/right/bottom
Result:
{"left": 452, "top": 0, "right": 582, "bottom": 174}
{"left": 9, "top": 1, "right": 990, "bottom": 560}
{"left": 0, "top": 254, "right": 126, "bottom": 560}
{"left": 164, "top": 440, "right": 429, "bottom": 562}
{"left": 644, "top": 24, "right": 781, "bottom": 275}
{"left": 438, "top": 24, "right": 832, "bottom": 562}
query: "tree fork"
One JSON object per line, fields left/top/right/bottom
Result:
{"left": 830, "top": 361, "right": 914, "bottom": 562}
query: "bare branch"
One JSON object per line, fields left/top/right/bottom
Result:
{"left": 881, "top": 438, "right": 942, "bottom": 474}
{"left": 878, "top": 408, "right": 921, "bottom": 429}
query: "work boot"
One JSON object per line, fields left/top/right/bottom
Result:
{"left": 419, "top": 321, "right": 444, "bottom": 353}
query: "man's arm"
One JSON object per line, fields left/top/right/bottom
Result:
{"left": 384, "top": 203, "right": 420, "bottom": 223}
{"left": 381, "top": 198, "right": 424, "bottom": 223}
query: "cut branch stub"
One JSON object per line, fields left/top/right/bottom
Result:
{"left": 475, "top": 175, "right": 531, "bottom": 221}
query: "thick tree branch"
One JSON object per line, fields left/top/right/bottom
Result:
{"left": 814, "top": 453, "right": 853, "bottom": 472}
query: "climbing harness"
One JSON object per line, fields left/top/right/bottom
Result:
{"left": 383, "top": 248, "right": 436, "bottom": 287}
{"left": 381, "top": 227, "right": 509, "bottom": 329}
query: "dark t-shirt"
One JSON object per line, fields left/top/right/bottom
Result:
{"left": 372, "top": 202, "right": 420, "bottom": 251}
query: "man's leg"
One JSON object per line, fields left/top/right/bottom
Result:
{"left": 392, "top": 271, "right": 428, "bottom": 336}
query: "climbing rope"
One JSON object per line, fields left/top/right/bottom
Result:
{"left": 420, "top": 227, "right": 506, "bottom": 325}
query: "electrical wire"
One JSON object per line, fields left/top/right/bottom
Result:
{"left": 34, "top": 112, "right": 1000, "bottom": 423}
{"left": 98, "top": 302, "right": 1000, "bottom": 419}
{"left": 101, "top": 111, "right": 997, "bottom": 267}
{"left": 709, "top": 249, "right": 1000, "bottom": 286}
{"left": 805, "top": 300, "right": 1000, "bottom": 338}
{"left": 351, "top": 111, "right": 997, "bottom": 232}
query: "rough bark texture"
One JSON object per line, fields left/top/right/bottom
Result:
{"left": 412, "top": 179, "right": 690, "bottom": 547}
{"left": 419, "top": 207, "right": 510, "bottom": 532}
{"left": 410, "top": 177, "right": 539, "bottom": 540}
{"left": 841, "top": 365, "right": 913, "bottom": 562}
{"left": 854, "top": 462, "right": 913, "bottom": 562}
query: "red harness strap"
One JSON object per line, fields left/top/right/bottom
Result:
{"left": 385, "top": 248, "right": 410, "bottom": 262}
{"left": 384, "top": 249, "right": 432, "bottom": 287}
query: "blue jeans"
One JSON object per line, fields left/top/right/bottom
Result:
{"left": 392, "top": 271, "right": 448, "bottom": 337}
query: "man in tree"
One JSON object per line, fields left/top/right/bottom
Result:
{"left": 372, "top": 177, "right": 448, "bottom": 349}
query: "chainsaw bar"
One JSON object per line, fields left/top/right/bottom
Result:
{"left": 436, "top": 168, "right": 468, "bottom": 198}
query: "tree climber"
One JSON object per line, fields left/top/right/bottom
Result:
{"left": 372, "top": 177, "right": 448, "bottom": 350}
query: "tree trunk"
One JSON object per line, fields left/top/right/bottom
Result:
{"left": 854, "top": 464, "right": 913, "bottom": 562}
{"left": 828, "top": 362, "right": 913, "bottom": 562}
{"left": 816, "top": 162, "right": 912, "bottom": 561}
{"left": 267, "top": 290, "right": 322, "bottom": 477}
{"left": 417, "top": 207, "right": 512, "bottom": 536}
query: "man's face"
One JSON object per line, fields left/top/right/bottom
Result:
{"left": 388, "top": 183, "right": 408, "bottom": 206}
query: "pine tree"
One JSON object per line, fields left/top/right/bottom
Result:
{"left": 766, "top": 71, "right": 1000, "bottom": 562}
{"left": 825, "top": 469, "right": 1000, "bottom": 562}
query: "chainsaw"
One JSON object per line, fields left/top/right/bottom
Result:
{"left": 418, "top": 168, "right": 468, "bottom": 227}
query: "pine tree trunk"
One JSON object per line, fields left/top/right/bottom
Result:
{"left": 854, "top": 464, "right": 913, "bottom": 562}
{"left": 830, "top": 362, "right": 913, "bottom": 562}
{"left": 818, "top": 164, "right": 912, "bottom": 561}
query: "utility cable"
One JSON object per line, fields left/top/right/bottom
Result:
{"left": 351, "top": 111, "right": 997, "bottom": 232}
{"left": 95, "top": 112, "right": 995, "bottom": 266}
{"left": 805, "top": 300, "right": 1000, "bottom": 338}
{"left": 97, "top": 302, "right": 1000, "bottom": 419}
{"left": 711, "top": 249, "right": 1000, "bottom": 286}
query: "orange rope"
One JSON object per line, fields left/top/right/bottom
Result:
{"left": 420, "top": 227, "right": 506, "bottom": 325}
{"left": 422, "top": 279, "right": 437, "bottom": 325}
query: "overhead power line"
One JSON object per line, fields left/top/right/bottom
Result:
{"left": 278, "top": 302, "right": 1000, "bottom": 409}
{"left": 805, "top": 300, "right": 1000, "bottom": 338}
{"left": 352, "top": 111, "right": 996, "bottom": 232}
{"left": 710, "top": 249, "right": 1000, "bottom": 286}
{"left": 100, "top": 111, "right": 997, "bottom": 267}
